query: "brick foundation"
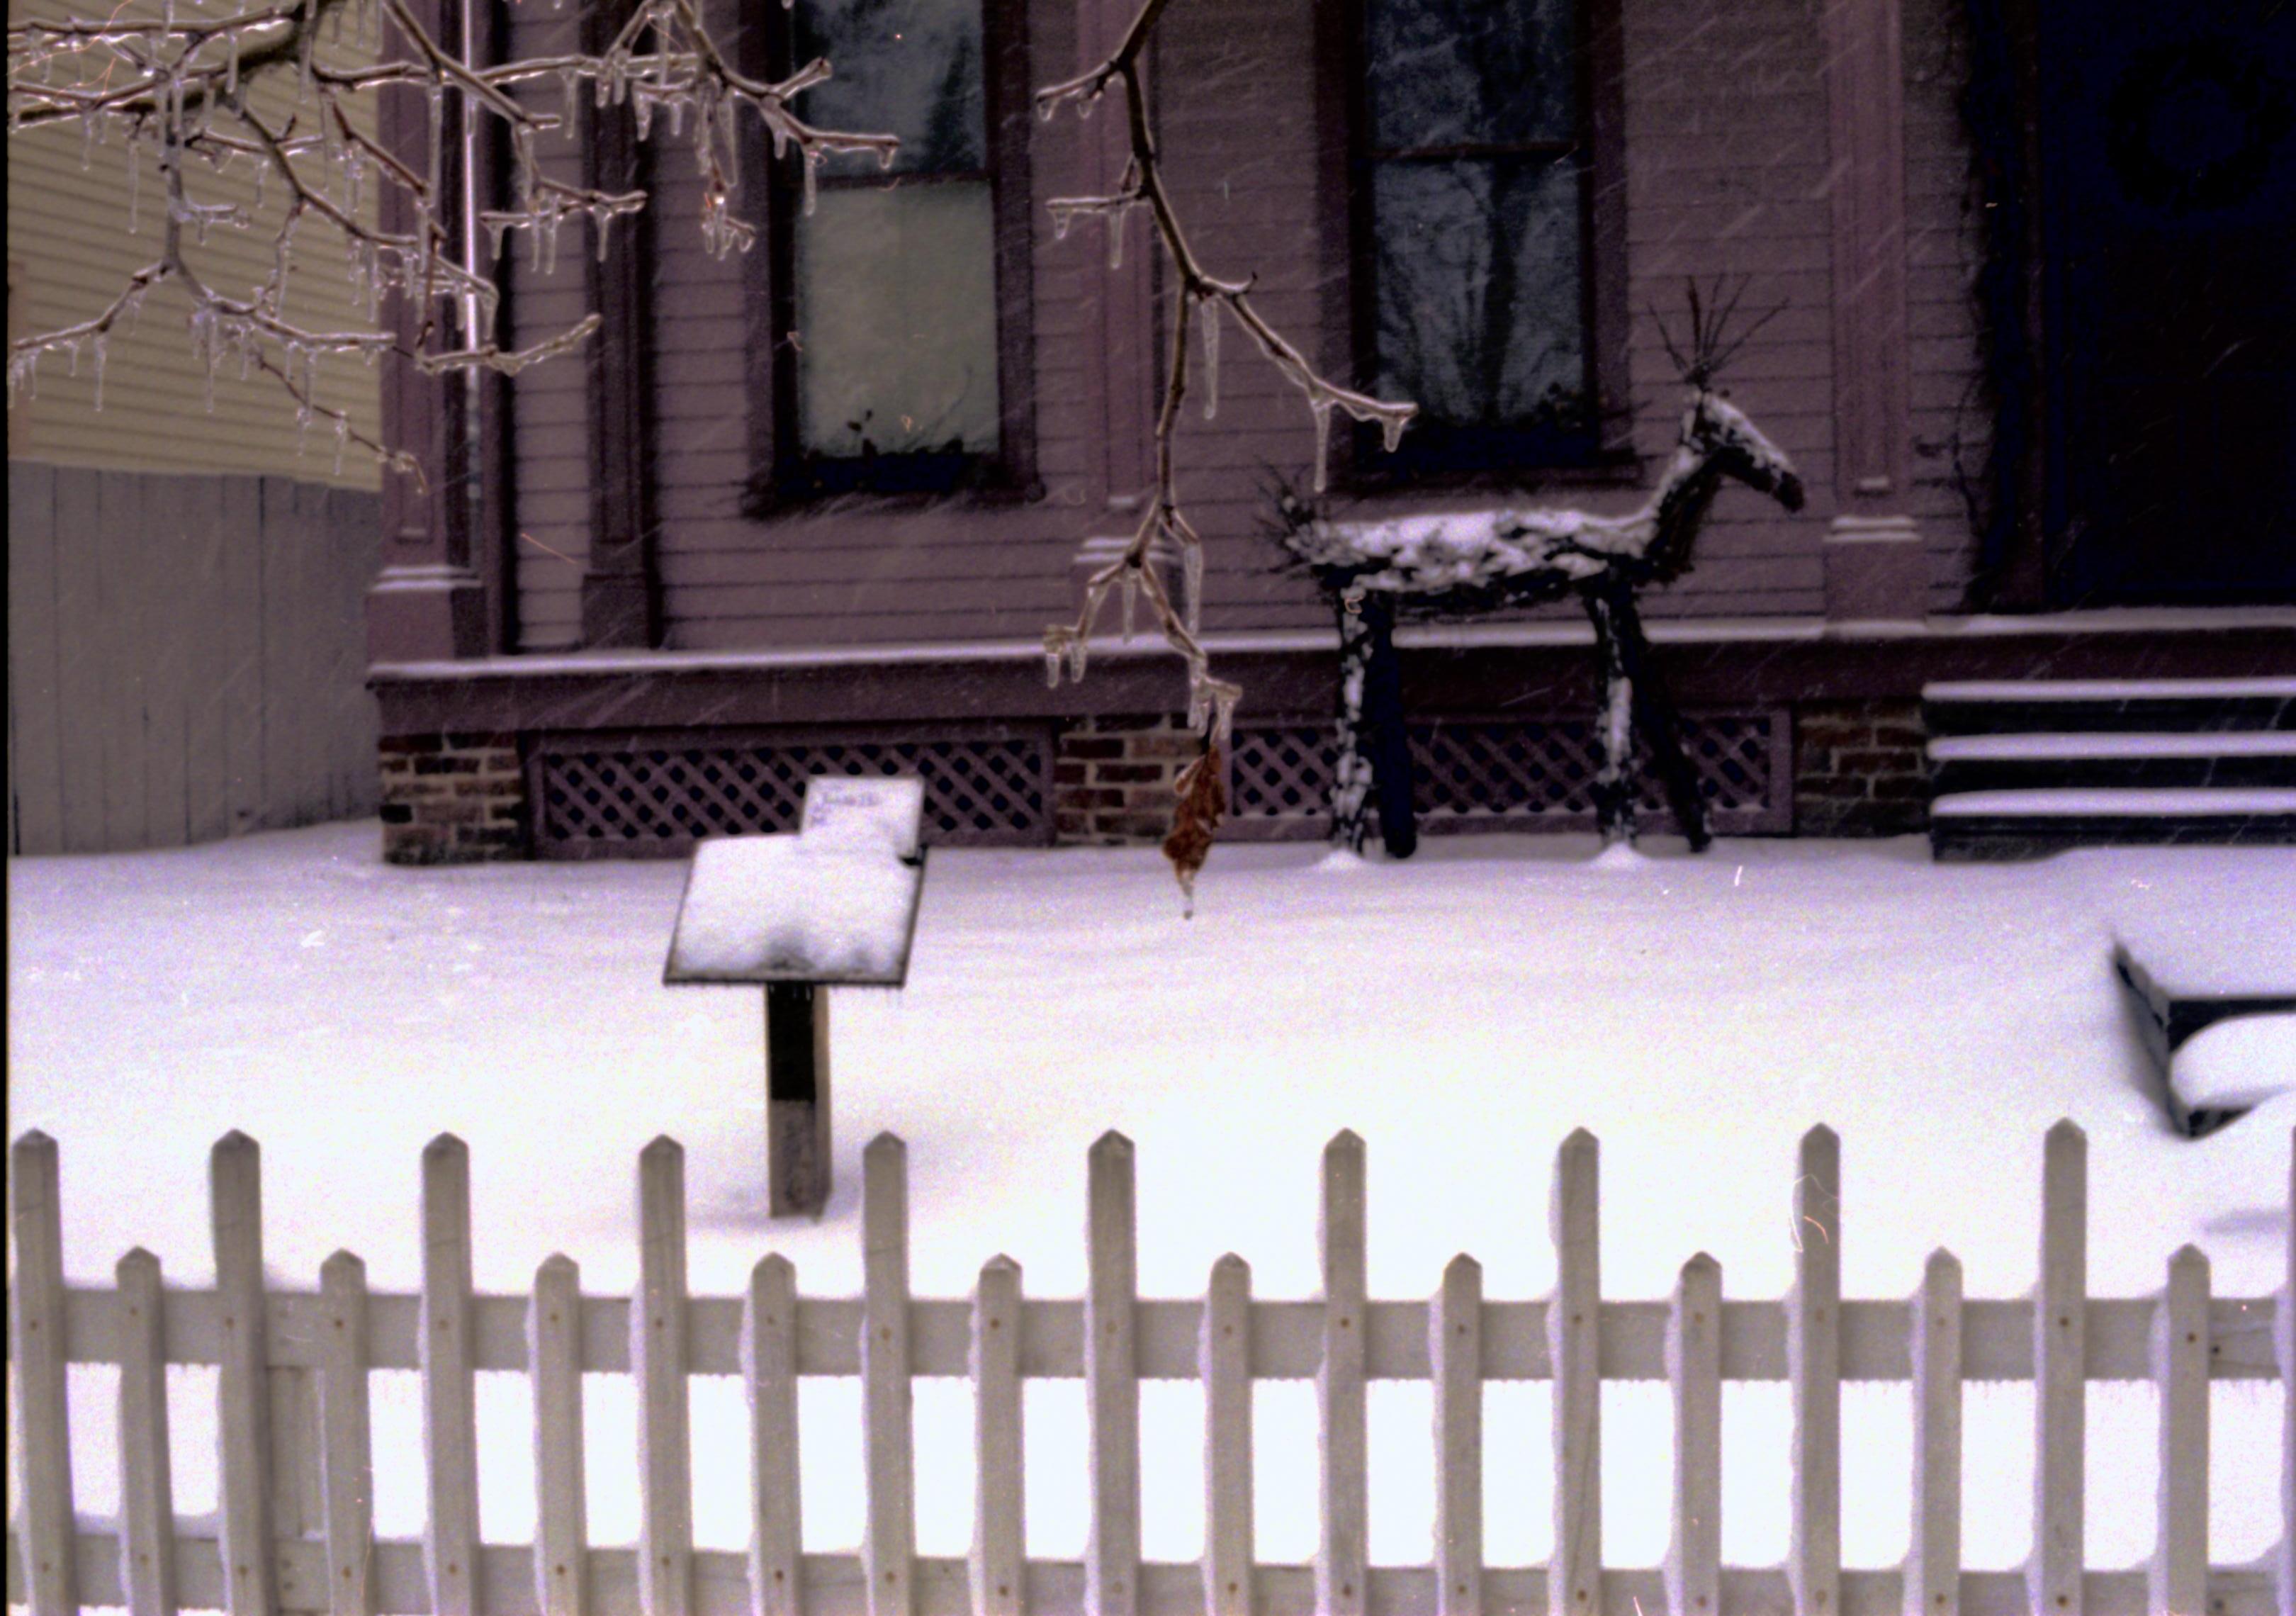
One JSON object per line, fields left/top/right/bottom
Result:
{"left": 1053, "top": 713, "right": 1207, "bottom": 844}
{"left": 379, "top": 733, "right": 529, "bottom": 864}
{"left": 1792, "top": 699, "right": 1928, "bottom": 836}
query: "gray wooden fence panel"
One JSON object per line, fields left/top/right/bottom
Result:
{"left": 6, "top": 462, "right": 381, "bottom": 855}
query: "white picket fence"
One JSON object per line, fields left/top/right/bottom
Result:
{"left": 6, "top": 1123, "right": 2292, "bottom": 1616}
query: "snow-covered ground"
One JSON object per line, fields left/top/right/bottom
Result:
{"left": 6, "top": 821, "right": 2290, "bottom": 1578}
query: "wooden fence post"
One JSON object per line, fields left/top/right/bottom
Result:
{"left": 745, "top": 1255, "right": 800, "bottom": 1616}
{"left": 2150, "top": 1247, "right": 2207, "bottom": 1616}
{"left": 1320, "top": 1131, "right": 1368, "bottom": 1616}
{"left": 1550, "top": 1129, "right": 1600, "bottom": 1616}
{"left": 215, "top": 1130, "right": 277, "bottom": 1616}
{"left": 422, "top": 1134, "right": 480, "bottom": 1616}
{"left": 862, "top": 1134, "right": 916, "bottom": 1616}
{"left": 118, "top": 1247, "right": 180, "bottom": 1616}
{"left": 533, "top": 1255, "right": 591, "bottom": 1616}
{"left": 1434, "top": 1254, "right": 1484, "bottom": 1616}
{"left": 1666, "top": 1253, "right": 1721, "bottom": 1616}
{"left": 1203, "top": 1254, "right": 1253, "bottom": 1616}
{"left": 2029, "top": 1120, "right": 2086, "bottom": 1616}
{"left": 1087, "top": 1132, "right": 1140, "bottom": 1616}
{"left": 1789, "top": 1126, "right": 1841, "bottom": 1616}
{"left": 317, "top": 1252, "right": 375, "bottom": 1616}
{"left": 1906, "top": 1251, "right": 1961, "bottom": 1616}
{"left": 638, "top": 1138, "right": 694, "bottom": 1616}
{"left": 973, "top": 1256, "right": 1025, "bottom": 1616}
{"left": 10, "top": 1133, "right": 76, "bottom": 1616}
{"left": 2282, "top": 1128, "right": 2295, "bottom": 1616}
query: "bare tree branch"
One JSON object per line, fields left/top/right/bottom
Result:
{"left": 1033, "top": 0, "right": 1417, "bottom": 899}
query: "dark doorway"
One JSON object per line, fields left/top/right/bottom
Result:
{"left": 2036, "top": 0, "right": 2296, "bottom": 605}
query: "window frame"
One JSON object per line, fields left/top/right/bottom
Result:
{"left": 1326, "top": 0, "right": 1633, "bottom": 492}
{"left": 738, "top": 0, "right": 1038, "bottom": 514}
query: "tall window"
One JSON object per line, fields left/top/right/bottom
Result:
{"left": 753, "top": 0, "right": 1028, "bottom": 500}
{"left": 1356, "top": 0, "right": 1603, "bottom": 478}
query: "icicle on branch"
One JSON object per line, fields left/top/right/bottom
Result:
{"left": 1033, "top": 0, "right": 1415, "bottom": 902}
{"left": 6, "top": 0, "right": 896, "bottom": 476}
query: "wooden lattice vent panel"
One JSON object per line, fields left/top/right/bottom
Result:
{"left": 1229, "top": 712, "right": 1789, "bottom": 836}
{"left": 537, "top": 733, "right": 1052, "bottom": 853}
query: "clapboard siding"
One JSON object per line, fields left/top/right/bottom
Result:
{"left": 7, "top": 464, "right": 381, "bottom": 857}
{"left": 491, "top": 0, "right": 1988, "bottom": 650}
{"left": 5, "top": 0, "right": 384, "bottom": 489}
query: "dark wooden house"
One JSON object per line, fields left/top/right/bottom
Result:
{"left": 364, "top": 0, "right": 2296, "bottom": 861}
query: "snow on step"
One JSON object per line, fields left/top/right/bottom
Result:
{"left": 1923, "top": 675, "right": 2296, "bottom": 702}
{"left": 1930, "top": 787, "right": 2296, "bottom": 817}
{"left": 1927, "top": 731, "right": 2296, "bottom": 761}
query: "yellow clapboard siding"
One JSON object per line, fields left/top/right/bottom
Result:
{"left": 8, "top": 0, "right": 392, "bottom": 487}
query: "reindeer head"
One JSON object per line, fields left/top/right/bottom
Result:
{"left": 1657, "top": 278, "right": 1804, "bottom": 512}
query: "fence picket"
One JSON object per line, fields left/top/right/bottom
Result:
{"left": 318, "top": 1252, "right": 374, "bottom": 1616}
{"left": 1320, "top": 1132, "right": 1368, "bottom": 1616}
{"left": 2283, "top": 1128, "right": 2295, "bottom": 1616}
{"left": 534, "top": 1255, "right": 590, "bottom": 1616}
{"left": 10, "top": 1133, "right": 75, "bottom": 1616}
{"left": 4, "top": 1123, "right": 2289, "bottom": 1616}
{"left": 1434, "top": 1255, "right": 1483, "bottom": 1616}
{"left": 973, "top": 1257, "right": 1025, "bottom": 1616}
{"left": 2030, "top": 1121, "right": 2086, "bottom": 1616}
{"left": 1666, "top": 1254, "right": 1721, "bottom": 1616}
{"left": 214, "top": 1130, "right": 276, "bottom": 1616}
{"left": 1907, "top": 1251, "right": 1961, "bottom": 1616}
{"left": 2150, "top": 1247, "right": 2207, "bottom": 1616}
{"left": 744, "top": 1255, "right": 799, "bottom": 1616}
{"left": 862, "top": 1135, "right": 916, "bottom": 1616}
{"left": 1789, "top": 1126, "right": 1841, "bottom": 1616}
{"left": 118, "top": 1248, "right": 179, "bottom": 1616}
{"left": 422, "top": 1135, "right": 480, "bottom": 1616}
{"left": 1551, "top": 1129, "right": 1601, "bottom": 1616}
{"left": 1087, "top": 1133, "right": 1141, "bottom": 1616}
{"left": 1203, "top": 1255, "right": 1253, "bottom": 1616}
{"left": 637, "top": 1139, "right": 695, "bottom": 1616}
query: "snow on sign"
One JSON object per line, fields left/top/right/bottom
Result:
{"left": 663, "top": 776, "right": 927, "bottom": 1216}
{"left": 664, "top": 776, "right": 926, "bottom": 986}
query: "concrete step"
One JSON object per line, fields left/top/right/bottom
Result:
{"left": 1927, "top": 731, "right": 2296, "bottom": 793}
{"left": 1930, "top": 787, "right": 2296, "bottom": 859}
{"left": 1922, "top": 676, "right": 2296, "bottom": 736}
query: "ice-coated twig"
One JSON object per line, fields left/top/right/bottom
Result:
{"left": 7, "top": 0, "right": 894, "bottom": 458}
{"left": 1035, "top": 0, "right": 1415, "bottom": 898}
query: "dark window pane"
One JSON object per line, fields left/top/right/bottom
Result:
{"left": 1373, "top": 156, "right": 1584, "bottom": 431}
{"left": 795, "top": 182, "right": 1001, "bottom": 457}
{"left": 794, "top": 0, "right": 985, "bottom": 176}
{"left": 1364, "top": 0, "right": 1576, "bottom": 151}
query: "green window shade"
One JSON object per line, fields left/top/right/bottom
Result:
{"left": 794, "top": 181, "right": 1001, "bottom": 459}
{"left": 782, "top": 0, "right": 999, "bottom": 471}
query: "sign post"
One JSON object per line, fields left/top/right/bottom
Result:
{"left": 663, "top": 777, "right": 927, "bottom": 1217}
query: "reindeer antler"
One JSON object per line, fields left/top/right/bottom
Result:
{"left": 1650, "top": 276, "right": 1786, "bottom": 389}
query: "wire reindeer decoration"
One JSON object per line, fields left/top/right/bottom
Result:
{"left": 1276, "top": 281, "right": 1806, "bottom": 855}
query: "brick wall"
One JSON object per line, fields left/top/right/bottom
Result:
{"left": 379, "top": 734, "right": 529, "bottom": 864}
{"left": 1792, "top": 699, "right": 1928, "bottom": 836}
{"left": 1053, "top": 714, "right": 1207, "bottom": 844}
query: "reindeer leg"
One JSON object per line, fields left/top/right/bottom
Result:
{"left": 1609, "top": 585, "right": 1712, "bottom": 852}
{"left": 1329, "top": 589, "right": 1376, "bottom": 855}
{"left": 1583, "top": 585, "right": 1637, "bottom": 848}
{"left": 1361, "top": 595, "right": 1419, "bottom": 858}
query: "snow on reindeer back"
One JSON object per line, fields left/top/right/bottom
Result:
{"left": 664, "top": 777, "right": 927, "bottom": 987}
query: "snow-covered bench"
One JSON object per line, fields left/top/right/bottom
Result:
{"left": 663, "top": 776, "right": 928, "bottom": 1216}
{"left": 2112, "top": 926, "right": 2295, "bottom": 1137}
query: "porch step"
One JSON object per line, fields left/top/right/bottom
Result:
{"left": 1923, "top": 677, "right": 2296, "bottom": 858}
